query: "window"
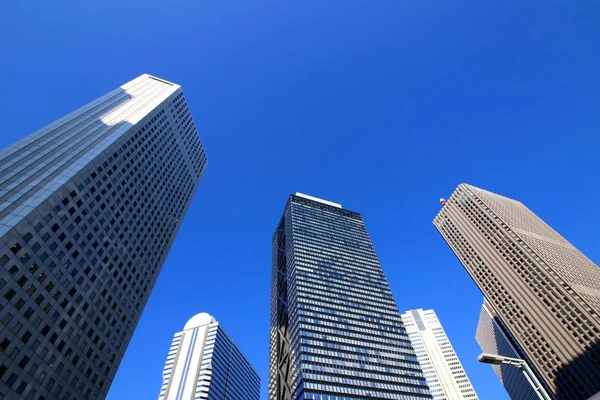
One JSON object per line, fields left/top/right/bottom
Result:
{"left": 6, "top": 372, "right": 18, "bottom": 386}
{"left": 4, "top": 289, "right": 16, "bottom": 301}
{"left": 21, "top": 332, "right": 32, "bottom": 344}
{"left": 18, "top": 356, "right": 30, "bottom": 368}
{"left": 0, "top": 338, "right": 10, "bottom": 351}
{"left": 15, "top": 382, "right": 27, "bottom": 395}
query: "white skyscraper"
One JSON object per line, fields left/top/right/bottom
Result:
{"left": 401, "top": 309, "right": 478, "bottom": 400}
{"left": 158, "top": 313, "right": 260, "bottom": 400}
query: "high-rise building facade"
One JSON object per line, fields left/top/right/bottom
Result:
{"left": 0, "top": 74, "right": 207, "bottom": 399}
{"left": 158, "top": 313, "right": 260, "bottom": 400}
{"left": 476, "top": 302, "right": 540, "bottom": 400}
{"left": 269, "top": 193, "right": 431, "bottom": 400}
{"left": 400, "top": 309, "right": 478, "bottom": 400}
{"left": 433, "top": 183, "right": 600, "bottom": 400}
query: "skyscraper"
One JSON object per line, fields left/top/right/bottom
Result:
{"left": 0, "top": 74, "right": 207, "bottom": 399}
{"left": 433, "top": 183, "right": 600, "bottom": 399}
{"left": 158, "top": 313, "right": 260, "bottom": 400}
{"left": 269, "top": 193, "right": 431, "bottom": 400}
{"left": 476, "top": 302, "right": 541, "bottom": 400}
{"left": 400, "top": 308, "right": 478, "bottom": 400}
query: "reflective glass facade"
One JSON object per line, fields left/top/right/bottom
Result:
{"left": 475, "top": 302, "right": 540, "bottom": 400}
{"left": 207, "top": 324, "right": 260, "bottom": 400}
{"left": 0, "top": 74, "right": 207, "bottom": 399}
{"left": 269, "top": 194, "right": 431, "bottom": 400}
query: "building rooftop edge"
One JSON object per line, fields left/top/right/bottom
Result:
{"left": 136, "top": 73, "right": 181, "bottom": 88}
{"left": 295, "top": 193, "right": 342, "bottom": 208}
{"left": 461, "top": 183, "right": 523, "bottom": 204}
{"left": 183, "top": 312, "right": 216, "bottom": 330}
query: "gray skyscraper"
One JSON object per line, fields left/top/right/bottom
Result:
{"left": 476, "top": 302, "right": 540, "bottom": 400}
{"left": 434, "top": 183, "right": 600, "bottom": 400}
{"left": 0, "top": 74, "right": 207, "bottom": 399}
{"left": 158, "top": 313, "right": 260, "bottom": 400}
{"left": 269, "top": 193, "right": 431, "bottom": 400}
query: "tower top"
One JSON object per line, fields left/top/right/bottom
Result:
{"left": 295, "top": 193, "right": 342, "bottom": 208}
{"left": 184, "top": 313, "right": 215, "bottom": 330}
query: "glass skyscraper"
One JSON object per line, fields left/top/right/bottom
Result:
{"left": 0, "top": 74, "right": 207, "bottom": 399}
{"left": 269, "top": 193, "right": 431, "bottom": 400}
{"left": 158, "top": 313, "right": 260, "bottom": 400}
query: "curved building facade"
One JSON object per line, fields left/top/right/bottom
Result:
{"left": 158, "top": 313, "right": 260, "bottom": 400}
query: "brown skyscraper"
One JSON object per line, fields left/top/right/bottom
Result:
{"left": 433, "top": 184, "right": 600, "bottom": 400}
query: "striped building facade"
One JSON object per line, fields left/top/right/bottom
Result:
{"left": 401, "top": 309, "right": 478, "bottom": 400}
{"left": 159, "top": 313, "right": 259, "bottom": 400}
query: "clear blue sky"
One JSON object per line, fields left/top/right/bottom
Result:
{"left": 2, "top": 1, "right": 600, "bottom": 399}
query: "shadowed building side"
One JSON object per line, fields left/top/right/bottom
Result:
{"left": 476, "top": 302, "right": 544, "bottom": 400}
{"left": 554, "top": 340, "right": 600, "bottom": 400}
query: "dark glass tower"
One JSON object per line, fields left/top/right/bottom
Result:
{"left": 269, "top": 193, "right": 431, "bottom": 400}
{"left": 0, "top": 74, "right": 207, "bottom": 399}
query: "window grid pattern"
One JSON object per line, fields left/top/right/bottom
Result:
{"left": 434, "top": 183, "right": 600, "bottom": 399}
{"left": 0, "top": 75, "right": 206, "bottom": 399}
{"left": 469, "top": 186, "right": 600, "bottom": 317}
{"left": 270, "top": 195, "right": 431, "bottom": 400}
{"left": 205, "top": 325, "right": 260, "bottom": 400}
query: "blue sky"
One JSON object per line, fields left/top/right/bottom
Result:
{"left": 2, "top": 1, "right": 600, "bottom": 399}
